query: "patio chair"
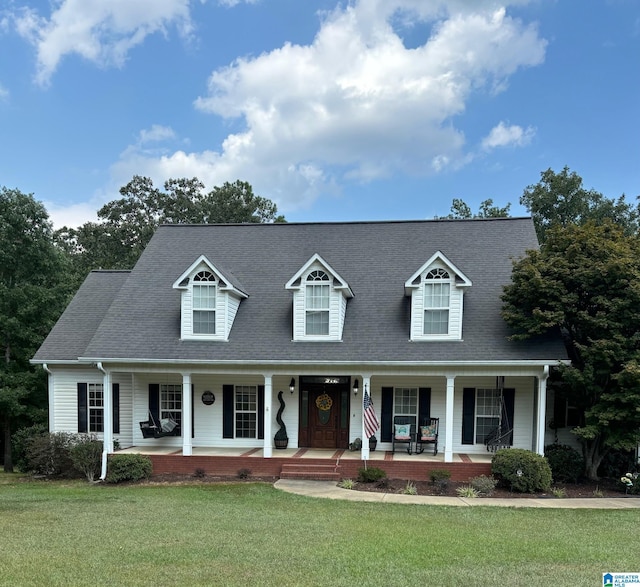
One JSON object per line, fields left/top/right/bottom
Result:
{"left": 392, "top": 415, "right": 416, "bottom": 454}
{"left": 415, "top": 417, "right": 439, "bottom": 456}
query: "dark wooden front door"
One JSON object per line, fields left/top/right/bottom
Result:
{"left": 299, "top": 376, "right": 350, "bottom": 449}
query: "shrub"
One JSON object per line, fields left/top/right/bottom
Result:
{"left": 544, "top": 444, "right": 584, "bottom": 483}
{"left": 550, "top": 487, "right": 566, "bottom": 498}
{"left": 193, "top": 468, "right": 207, "bottom": 479}
{"left": 598, "top": 449, "right": 636, "bottom": 479}
{"left": 70, "top": 435, "right": 103, "bottom": 482}
{"left": 491, "top": 448, "right": 552, "bottom": 493}
{"left": 22, "top": 431, "right": 78, "bottom": 477}
{"left": 429, "top": 469, "right": 451, "bottom": 483}
{"left": 338, "top": 478, "right": 355, "bottom": 490}
{"left": 105, "top": 454, "right": 152, "bottom": 483}
{"left": 237, "top": 468, "right": 251, "bottom": 479}
{"left": 12, "top": 424, "right": 48, "bottom": 473}
{"left": 456, "top": 485, "right": 479, "bottom": 498}
{"left": 357, "top": 466, "right": 387, "bottom": 483}
{"left": 402, "top": 481, "right": 417, "bottom": 495}
{"left": 470, "top": 475, "right": 498, "bottom": 496}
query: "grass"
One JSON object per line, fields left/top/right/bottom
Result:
{"left": 1, "top": 473, "right": 638, "bottom": 586}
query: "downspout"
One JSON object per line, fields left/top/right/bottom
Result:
{"left": 42, "top": 364, "right": 53, "bottom": 432}
{"left": 96, "top": 362, "right": 109, "bottom": 481}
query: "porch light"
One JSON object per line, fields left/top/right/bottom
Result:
{"left": 353, "top": 378, "right": 359, "bottom": 396}
{"left": 289, "top": 378, "right": 296, "bottom": 394}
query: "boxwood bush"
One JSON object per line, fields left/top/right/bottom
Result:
{"left": 105, "top": 454, "right": 153, "bottom": 483}
{"left": 544, "top": 443, "right": 584, "bottom": 483}
{"left": 357, "top": 466, "right": 387, "bottom": 483}
{"left": 491, "top": 448, "right": 552, "bottom": 493}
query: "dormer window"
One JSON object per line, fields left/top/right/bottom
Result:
{"left": 405, "top": 251, "right": 471, "bottom": 341}
{"left": 173, "top": 255, "right": 248, "bottom": 341}
{"left": 286, "top": 254, "right": 354, "bottom": 342}
{"left": 193, "top": 271, "right": 217, "bottom": 335}
{"left": 306, "top": 271, "right": 330, "bottom": 335}
{"left": 423, "top": 268, "right": 451, "bottom": 335}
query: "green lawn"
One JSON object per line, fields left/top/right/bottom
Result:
{"left": 0, "top": 472, "right": 637, "bottom": 586}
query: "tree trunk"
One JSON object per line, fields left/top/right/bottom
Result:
{"left": 582, "top": 437, "right": 605, "bottom": 481}
{"left": 3, "top": 415, "right": 13, "bottom": 473}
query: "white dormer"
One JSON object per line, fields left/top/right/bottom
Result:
{"left": 173, "top": 255, "right": 248, "bottom": 341}
{"left": 404, "top": 251, "right": 472, "bottom": 341}
{"left": 285, "top": 254, "right": 354, "bottom": 341}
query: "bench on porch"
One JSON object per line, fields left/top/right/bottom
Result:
{"left": 139, "top": 412, "right": 181, "bottom": 439}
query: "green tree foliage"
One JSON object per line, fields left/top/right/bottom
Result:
{"left": 0, "top": 188, "right": 72, "bottom": 471}
{"left": 446, "top": 198, "right": 511, "bottom": 219}
{"left": 56, "top": 176, "right": 285, "bottom": 272}
{"left": 520, "top": 166, "right": 640, "bottom": 243}
{"left": 502, "top": 221, "right": 640, "bottom": 479}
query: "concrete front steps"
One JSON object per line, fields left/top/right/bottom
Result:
{"left": 279, "top": 462, "right": 341, "bottom": 481}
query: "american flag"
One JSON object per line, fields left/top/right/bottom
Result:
{"left": 363, "top": 387, "right": 380, "bottom": 440}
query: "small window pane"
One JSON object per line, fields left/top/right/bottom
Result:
{"left": 193, "top": 310, "right": 216, "bottom": 334}
{"left": 424, "top": 309, "right": 449, "bottom": 334}
{"left": 394, "top": 388, "right": 418, "bottom": 416}
{"left": 306, "top": 310, "right": 329, "bottom": 335}
{"left": 235, "top": 386, "right": 257, "bottom": 438}
{"left": 88, "top": 383, "right": 104, "bottom": 433}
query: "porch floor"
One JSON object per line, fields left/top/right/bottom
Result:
{"left": 118, "top": 445, "right": 493, "bottom": 464}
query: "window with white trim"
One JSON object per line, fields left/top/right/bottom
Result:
{"left": 305, "top": 270, "right": 330, "bottom": 336}
{"left": 161, "top": 384, "right": 182, "bottom": 428}
{"left": 193, "top": 270, "right": 216, "bottom": 335}
{"left": 394, "top": 387, "right": 418, "bottom": 418}
{"left": 423, "top": 268, "right": 450, "bottom": 335}
{"left": 88, "top": 383, "right": 104, "bottom": 433}
{"left": 475, "top": 388, "right": 500, "bottom": 443}
{"left": 235, "top": 385, "right": 257, "bottom": 438}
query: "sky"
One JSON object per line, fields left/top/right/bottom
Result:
{"left": 1, "top": 0, "right": 639, "bottom": 229}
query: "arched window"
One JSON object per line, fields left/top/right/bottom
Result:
{"left": 305, "top": 271, "right": 330, "bottom": 335}
{"left": 423, "top": 268, "right": 450, "bottom": 335}
{"left": 193, "top": 271, "right": 216, "bottom": 334}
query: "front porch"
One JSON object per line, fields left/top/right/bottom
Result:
{"left": 117, "top": 446, "right": 493, "bottom": 482}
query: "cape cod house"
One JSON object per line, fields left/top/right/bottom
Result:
{"left": 32, "top": 219, "right": 568, "bottom": 481}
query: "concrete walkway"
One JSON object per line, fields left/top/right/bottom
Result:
{"left": 274, "top": 479, "right": 640, "bottom": 509}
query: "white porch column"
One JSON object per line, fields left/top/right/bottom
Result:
{"left": 444, "top": 375, "right": 455, "bottom": 463}
{"left": 263, "top": 374, "right": 273, "bottom": 458}
{"left": 535, "top": 366, "right": 549, "bottom": 456}
{"left": 360, "top": 375, "right": 372, "bottom": 461}
{"left": 182, "top": 373, "right": 192, "bottom": 456}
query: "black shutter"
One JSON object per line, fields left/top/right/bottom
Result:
{"left": 223, "top": 384, "right": 234, "bottom": 439}
{"left": 553, "top": 391, "right": 566, "bottom": 428}
{"left": 504, "top": 388, "right": 515, "bottom": 446}
{"left": 418, "top": 388, "right": 431, "bottom": 423}
{"left": 77, "top": 383, "right": 88, "bottom": 433}
{"left": 381, "top": 387, "right": 393, "bottom": 442}
{"left": 112, "top": 383, "right": 120, "bottom": 434}
{"left": 462, "top": 388, "right": 475, "bottom": 445}
{"left": 258, "top": 385, "right": 265, "bottom": 440}
{"left": 149, "top": 384, "right": 160, "bottom": 425}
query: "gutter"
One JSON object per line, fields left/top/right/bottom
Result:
{"left": 96, "top": 362, "right": 109, "bottom": 482}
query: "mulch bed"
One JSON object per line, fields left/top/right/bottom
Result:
{"left": 352, "top": 478, "right": 631, "bottom": 499}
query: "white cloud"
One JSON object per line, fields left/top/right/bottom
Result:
{"left": 0, "top": 83, "right": 8, "bottom": 100}
{"left": 138, "top": 124, "right": 177, "bottom": 144}
{"left": 45, "top": 200, "right": 100, "bottom": 230}
{"left": 217, "top": 0, "right": 260, "bottom": 6}
{"left": 13, "top": 0, "right": 193, "bottom": 87}
{"left": 186, "top": 1, "right": 545, "bottom": 210}
{"left": 482, "top": 121, "right": 536, "bottom": 150}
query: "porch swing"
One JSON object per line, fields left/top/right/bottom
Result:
{"left": 139, "top": 411, "right": 180, "bottom": 439}
{"left": 484, "top": 377, "right": 513, "bottom": 453}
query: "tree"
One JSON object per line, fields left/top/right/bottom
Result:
{"left": 56, "top": 177, "right": 285, "bottom": 273}
{"left": 502, "top": 221, "right": 640, "bottom": 479}
{"left": 520, "top": 166, "right": 640, "bottom": 243}
{"left": 0, "top": 188, "right": 72, "bottom": 471}
{"left": 446, "top": 198, "right": 511, "bottom": 219}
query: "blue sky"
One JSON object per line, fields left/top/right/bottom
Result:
{"left": 1, "top": 0, "right": 638, "bottom": 229}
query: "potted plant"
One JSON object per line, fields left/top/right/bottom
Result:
{"left": 274, "top": 391, "right": 289, "bottom": 449}
{"left": 369, "top": 435, "right": 377, "bottom": 451}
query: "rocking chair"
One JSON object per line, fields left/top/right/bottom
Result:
{"left": 415, "top": 417, "right": 439, "bottom": 456}
{"left": 392, "top": 415, "right": 416, "bottom": 454}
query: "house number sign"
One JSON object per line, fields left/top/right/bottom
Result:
{"left": 201, "top": 391, "right": 215, "bottom": 405}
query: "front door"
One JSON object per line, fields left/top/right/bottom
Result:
{"left": 299, "top": 376, "right": 350, "bottom": 449}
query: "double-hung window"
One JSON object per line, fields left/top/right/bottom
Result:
{"left": 423, "top": 268, "right": 450, "bottom": 335}
{"left": 475, "top": 388, "right": 501, "bottom": 443}
{"left": 235, "top": 385, "right": 257, "bottom": 438}
{"left": 394, "top": 387, "right": 418, "bottom": 419}
{"left": 88, "top": 383, "right": 104, "bottom": 433}
{"left": 193, "top": 270, "right": 216, "bottom": 335}
{"left": 305, "top": 270, "right": 330, "bottom": 336}
{"left": 161, "top": 384, "right": 182, "bottom": 428}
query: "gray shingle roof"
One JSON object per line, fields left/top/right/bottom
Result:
{"left": 34, "top": 218, "right": 568, "bottom": 365}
